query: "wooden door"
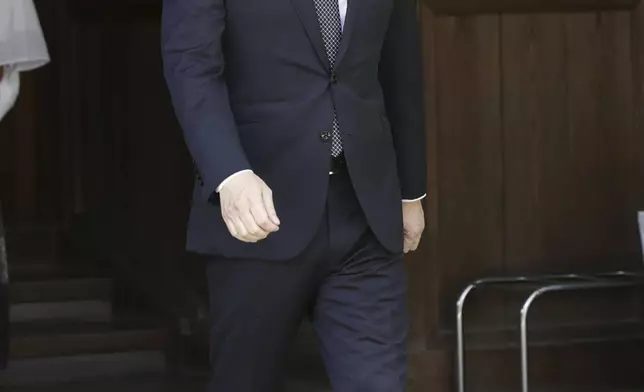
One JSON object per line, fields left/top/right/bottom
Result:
{"left": 406, "top": 0, "right": 644, "bottom": 390}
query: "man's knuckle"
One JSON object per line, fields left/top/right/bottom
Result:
{"left": 258, "top": 218, "right": 271, "bottom": 227}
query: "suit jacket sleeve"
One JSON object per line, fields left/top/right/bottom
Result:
{"left": 162, "top": 0, "right": 251, "bottom": 201}
{"left": 378, "top": 0, "right": 427, "bottom": 200}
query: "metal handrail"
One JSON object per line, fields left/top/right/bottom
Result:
{"left": 456, "top": 271, "right": 644, "bottom": 392}
{"left": 519, "top": 279, "right": 640, "bottom": 392}
{"left": 456, "top": 273, "right": 592, "bottom": 392}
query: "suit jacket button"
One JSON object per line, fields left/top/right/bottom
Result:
{"left": 320, "top": 131, "right": 331, "bottom": 142}
{"left": 330, "top": 72, "right": 338, "bottom": 84}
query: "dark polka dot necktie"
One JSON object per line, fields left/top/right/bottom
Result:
{"left": 313, "top": 0, "right": 343, "bottom": 157}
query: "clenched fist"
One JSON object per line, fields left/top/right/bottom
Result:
{"left": 402, "top": 200, "right": 425, "bottom": 253}
{"left": 218, "top": 171, "right": 280, "bottom": 243}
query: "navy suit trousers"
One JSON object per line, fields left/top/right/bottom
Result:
{"left": 205, "top": 169, "right": 408, "bottom": 392}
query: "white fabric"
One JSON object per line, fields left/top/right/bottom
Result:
{"left": 216, "top": 169, "right": 253, "bottom": 193}
{"left": 339, "top": 0, "right": 347, "bottom": 28}
{"left": 0, "top": 0, "right": 50, "bottom": 71}
{"left": 0, "top": 66, "right": 20, "bottom": 120}
{"left": 402, "top": 194, "right": 426, "bottom": 203}
{"left": 0, "top": 0, "right": 50, "bottom": 121}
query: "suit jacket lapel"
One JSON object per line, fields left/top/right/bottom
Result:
{"left": 290, "top": 0, "right": 330, "bottom": 69}
{"left": 335, "top": 0, "right": 360, "bottom": 68}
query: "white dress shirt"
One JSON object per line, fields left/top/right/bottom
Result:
{"left": 216, "top": 0, "right": 426, "bottom": 203}
{"left": 0, "top": 0, "right": 50, "bottom": 121}
{"left": 339, "top": 0, "right": 348, "bottom": 26}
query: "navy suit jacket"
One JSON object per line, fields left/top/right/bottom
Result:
{"left": 161, "top": 0, "right": 426, "bottom": 260}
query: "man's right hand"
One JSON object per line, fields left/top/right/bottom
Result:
{"left": 218, "top": 171, "right": 280, "bottom": 243}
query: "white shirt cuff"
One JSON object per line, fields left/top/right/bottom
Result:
{"left": 402, "top": 194, "right": 426, "bottom": 203}
{"left": 216, "top": 169, "right": 253, "bottom": 193}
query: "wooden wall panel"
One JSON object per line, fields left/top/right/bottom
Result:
{"left": 409, "top": 3, "right": 644, "bottom": 391}
{"left": 501, "top": 14, "right": 569, "bottom": 274}
{"left": 415, "top": 4, "right": 438, "bottom": 348}
{"left": 432, "top": 15, "right": 506, "bottom": 332}
{"left": 564, "top": 13, "right": 636, "bottom": 269}
{"left": 425, "top": 0, "right": 639, "bottom": 15}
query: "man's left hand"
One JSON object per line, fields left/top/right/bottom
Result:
{"left": 402, "top": 200, "right": 425, "bottom": 253}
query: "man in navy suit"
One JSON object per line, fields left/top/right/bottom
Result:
{"left": 161, "top": 0, "right": 426, "bottom": 390}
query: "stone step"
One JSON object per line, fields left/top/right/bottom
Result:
{"left": 4, "top": 224, "right": 62, "bottom": 263}
{"left": 0, "top": 369, "right": 333, "bottom": 391}
{"left": 9, "top": 318, "right": 166, "bottom": 359}
{"left": 9, "top": 262, "right": 63, "bottom": 281}
{"left": 10, "top": 300, "right": 112, "bottom": 323}
{"left": 0, "top": 351, "right": 166, "bottom": 387}
{"left": 8, "top": 261, "right": 107, "bottom": 282}
{"left": 10, "top": 277, "right": 112, "bottom": 304}
{"left": 9, "top": 277, "right": 113, "bottom": 323}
